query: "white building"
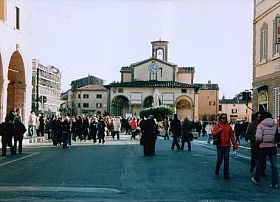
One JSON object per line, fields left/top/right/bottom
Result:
{"left": 32, "top": 59, "right": 61, "bottom": 116}
{"left": 0, "top": 0, "right": 32, "bottom": 123}
{"left": 68, "top": 76, "right": 108, "bottom": 116}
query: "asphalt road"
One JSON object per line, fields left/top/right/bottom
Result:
{"left": 0, "top": 135, "right": 279, "bottom": 202}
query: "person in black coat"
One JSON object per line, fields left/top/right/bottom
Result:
{"left": 181, "top": 117, "right": 192, "bottom": 151}
{"left": 13, "top": 116, "right": 27, "bottom": 154}
{"left": 89, "top": 116, "right": 98, "bottom": 143}
{"left": 141, "top": 115, "right": 158, "bottom": 156}
{"left": 0, "top": 117, "right": 15, "bottom": 156}
{"left": 170, "top": 114, "right": 181, "bottom": 150}
{"left": 61, "top": 116, "right": 71, "bottom": 149}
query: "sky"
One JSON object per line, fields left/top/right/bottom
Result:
{"left": 31, "top": 0, "right": 253, "bottom": 98}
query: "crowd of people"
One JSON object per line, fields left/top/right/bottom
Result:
{"left": 0, "top": 107, "right": 26, "bottom": 156}
{"left": 0, "top": 108, "right": 279, "bottom": 189}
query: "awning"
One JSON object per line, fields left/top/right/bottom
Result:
{"left": 254, "top": 85, "right": 268, "bottom": 93}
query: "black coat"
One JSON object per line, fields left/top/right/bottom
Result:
{"left": 14, "top": 121, "right": 27, "bottom": 140}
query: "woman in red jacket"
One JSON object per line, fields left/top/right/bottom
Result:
{"left": 212, "top": 113, "right": 238, "bottom": 179}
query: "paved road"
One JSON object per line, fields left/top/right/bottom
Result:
{"left": 0, "top": 135, "right": 279, "bottom": 201}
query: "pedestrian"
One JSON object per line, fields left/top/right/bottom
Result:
{"left": 13, "top": 116, "right": 27, "bottom": 154}
{"left": 141, "top": 115, "right": 158, "bottom": 156}
{"left": 28, "top": 111, "right": 37, "bottom": 137}
{"left": 97, "top": 117, "right": 106, "bottom": 145}
{"left": 181, "top": 117, "right": 192, "bottom": 151}
{"left": 205, "top": 122, "right": 213, "bottom": 144}
{"left": 112, "top": 116, "right": 121, "bottom": 140}
{"left": 246, "top": 112, "right": 266, "bottom": 174}
{"left": 61, "top": 116, "right": 71, "bottom": 149}
{"left": 163, "top": 117, "right": 170, "bottom": 140}
{"left": 212, "top": 113, "right": 238, "bottom": 179}
{"left": 0, "top": 117, "right": 15, "bottom": 156}
{"left": 89, "top": 116, "right": 98, "bottom": 143}
{"left": 251, "top": 111, "right": 279, "bottom": 189}
{"left": 38, "top": 113, "right": 45, "bottom": 137}
{"left": 170, "top": 114, "right": 181, "bottom": 150}
{"left": 130, "top": 117, "right": 138, "bottom": 140}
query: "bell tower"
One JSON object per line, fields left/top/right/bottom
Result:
{"left": 151, "top": 39, "right": 169, "bottom": 62}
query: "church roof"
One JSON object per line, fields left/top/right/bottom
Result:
{"left": 105, "top": 80, "right": 200, "bottom": 90}
{"left": 120, "top": 57, "right": 178, "bottom": 72}
{"left": 194, "top": 83, "right": 219, "bottom": 90}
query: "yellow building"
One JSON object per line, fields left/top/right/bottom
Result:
{"left": 195, "top": 81, "right": 219, "bottom": 121}
{"left": 106, "top": 40, "right": 200, "bottom": 120}
{"left": 0, "top": 0, "right": 32, "bottom": 123}
{"left": 219, "top": 96, "right": 252, "bottom": 122}
{"left": 253, "top": 0, "right": 280, "bottom": 119}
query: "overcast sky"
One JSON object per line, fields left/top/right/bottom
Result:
{"left": 31, "top": 0, "right": 253, "bottom": 98}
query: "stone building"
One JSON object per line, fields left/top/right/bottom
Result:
{"left": 219, "top": 95, "right": 252, "bottom": 122}
{"left": 195, "top": 81, "right": 219, "bottom": 121}
{"left": 106, "top": 40, "right": 202, "bottom": 121}
{"left": 68, "top": 75, "right": 108, "bottom": 116}
{"left": 32, "top": 59, "right": 61, "bottom": 116}
{"left": 253, "top": 0, "right": 280, "bottom": 119}
{"left": 0, "top": 0, "right": 32, "bottom": 123}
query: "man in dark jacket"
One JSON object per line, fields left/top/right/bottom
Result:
{"left": 141, "top": 115, "right": 158, "bottom": 156}
{"left": 0, "top": 117, "right": 15, "bottom": 156}
{"left": 14, "top": 116, "right": 27, "bottom": 154}
{"left": 246, "top": 112, "right": 266, "bottom": 174}
{"left": 170, "top": 114, "right": 181, "bottom": 150}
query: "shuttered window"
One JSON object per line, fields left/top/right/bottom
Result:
{"left": 273, "top": 87, "right": 280, "bottom": 119}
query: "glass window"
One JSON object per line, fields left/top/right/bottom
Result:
{"left": 260, "top": 25, "right": 268, "bottom": 61}
{"left": 219, "top": 105, "right": 222, "bottom": 111}
{"left": 118, "top": 88, "right": 123, "bottom": 93}
{"left": 96, "top": 94, "right": 102, "bottom": 99}
{"left": 96, "top": 103, "right": 102, "bottom": 108}
{"left": 83, "top": 103, "right": 89, "bottom": 108}
{"left": 83, "top": 94, "right": 89, "bottom": 99}
{"left": 232, "top": 109, "right": 237, "bottom": 114}
{"left": 181, "top": 89, "right": 187, "bottom": 93}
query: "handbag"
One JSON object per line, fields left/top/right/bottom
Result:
{"left": 213, "top": 133, "right": 221, "bottom": 145}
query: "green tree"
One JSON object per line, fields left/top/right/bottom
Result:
{"left": 139, "top": 106, "right": 173, "bottom": 121}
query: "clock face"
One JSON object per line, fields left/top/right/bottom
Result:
{"left": 148, "top": 61, "right": 159, "bottom": 73}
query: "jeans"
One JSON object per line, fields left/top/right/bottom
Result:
{"left": 28, "top": 125, "right": 36, "bottom": 137}
{"left": 215, "top": 146, "right": 230, "bottom": 178}
{"left": 254, "top": 147, "right": 279, "bottom": 185}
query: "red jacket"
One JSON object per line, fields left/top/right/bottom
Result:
{"left": 212, "top": 121, "right": 238, "bottom": 149}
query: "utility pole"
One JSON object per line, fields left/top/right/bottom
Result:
{"left": 36, "top": 67, "right": 39, "bottom": 112}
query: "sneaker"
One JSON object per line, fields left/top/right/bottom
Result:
{"left": 269, "top": 184, "right": 279, "bottom": 189}
{"left": 251, "top": 177, "right": 259, "bottom": 185}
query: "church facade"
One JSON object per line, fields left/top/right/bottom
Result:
{"left": 106, "top": 40, "right": 200, "bottom": 121}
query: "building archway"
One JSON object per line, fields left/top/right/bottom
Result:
{"left": 111, "top": 95, "right": 129, "bottom": 117}
{"left": 176, "top": 97, "right": 193, "bottom": 121}
{"left": 0, "top": 53, "right": 3, "bottom": 121}
{"left": 7, "top": 51, "right": 26, "bottom": 120}
{"left": 143, "top": 95, "right": 161, "bottom": 108}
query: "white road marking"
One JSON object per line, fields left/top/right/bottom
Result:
{"left": 0, "top": 185, "right": 121, "bottom": 193}
{"left": 0, "top": 152, "right": 39, "bottom": 167}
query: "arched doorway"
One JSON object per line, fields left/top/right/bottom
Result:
{"left": 143, "top": 95, "right": 161, "bottom": 108}
{"left": 111, "top": 95, "right": 129, "bottom": 117}
{"left": 143, "top": 96, "right": 153, "bottom": 108}
{"left": 0, "top": 53, "right": 3, "bottom": 121}
{"left": 7, "top": 51, "right": 26, "bottom": 120}
{"left": 176, "top": 98, "right": 192, "bottom": 121}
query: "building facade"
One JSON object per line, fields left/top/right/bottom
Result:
{"left": 219, "top": 96, "right": 252, "bottom": 122}
{"left": 69, "top": 75, "right": 108, "bottom": 116}
{"left": 253, "top": 0, "right": 280, "bottom": 119}
{"left": 195, "top": 81, "right": 219, "bottom": 121}
{"left": 0, "top": 0, "right": 32, "bottom": 123}
{"left": 32, "top": 59, "right": 61, "bottom": 116}
{"left": 106, "top": 40, "right": 200, "bottom": 121}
